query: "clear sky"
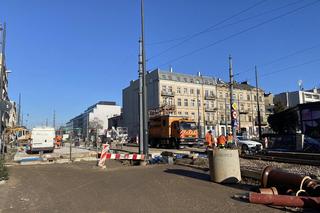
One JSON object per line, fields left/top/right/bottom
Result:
{"left": 0, "top": 0, "right": 320, "bottom": 128}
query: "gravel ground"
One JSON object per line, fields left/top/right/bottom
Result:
{"left": 191, "top": 157, "right": 320, "bottom": 179}
{"left": 239, "top": 158, "right": 320, "bottom": 179}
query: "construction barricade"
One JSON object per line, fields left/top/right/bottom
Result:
{"left": 98, "top": 144, "right": 145, "bottom": 168}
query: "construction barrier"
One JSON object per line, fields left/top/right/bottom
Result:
{"left": 98, "top": 144, "right": 145, "bottom": 168}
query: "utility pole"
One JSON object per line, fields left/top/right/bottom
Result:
{"left": 197, "top": 90, "right": 201, "bottom": 136}
{"left": 18, "top": 93, "right": 21, "bottom": 126}
{"left": 0, "top": 23, "right": 5, "bottom": 156}
{"left": 224, "top": 98, "right": 227, "bottom": 135}
{"left": 53, "top": 110, "right": 56, "bottom": 130}
{"left": 255, "top": 66, "right": 262, "bottom": 140}
{"left": 201, "top": 75, "right": 206, "bottom": 136}
{"left": 138, "top": 38, "right": 144, "bottom": 154}
{"left": 229, "top": 55, "right": 237, "bottom": 145}
{"left": 141, "top": 0, "right": 148, "bottom": 157}
{"left": 238, "top": 95, "right": 241, "bottom": 131}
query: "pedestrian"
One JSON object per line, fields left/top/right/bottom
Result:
{"left": 217, "top": 133, "right": 227, "bottom": 148}
{"left": 226, "top": 132, "right": 234, "bottom": 148}
{"left": 205, "top": 130, "right": 213, "bottom": 148}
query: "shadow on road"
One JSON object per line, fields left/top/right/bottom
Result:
{"left": 164, "top": 168, "right": 210, "bottom": 181}
{"left": 164, "top": 168, "right": 258, "bottom": 191}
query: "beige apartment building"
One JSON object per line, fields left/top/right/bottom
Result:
{"left": 122, "top": 69, "right": 267, "bottom": 137}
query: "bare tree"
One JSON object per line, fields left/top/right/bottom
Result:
{"left": 89, "top": 117, "right": 103, "bottom": 147}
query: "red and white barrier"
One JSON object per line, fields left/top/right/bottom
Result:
{"left": 98, "top": 144, "right": 145, "bottom": 168}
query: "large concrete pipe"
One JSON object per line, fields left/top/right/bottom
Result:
{"left": 261, "top": 166, "right": 319, "bottom": 195}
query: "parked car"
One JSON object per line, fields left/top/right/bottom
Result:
{"left": 236, "top": 136, "right": 263, "bottom": 154}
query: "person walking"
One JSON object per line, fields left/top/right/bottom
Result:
{"left": 217, "top": 133, "right": 227, "bottom": 148}
{"left": 205, "top": 130, "right": 213, "bottom": 148}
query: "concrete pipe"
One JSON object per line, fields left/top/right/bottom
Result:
{"left": 261, "top": 166, "right": 311, "bottom": 194}
{"left": 208, "top": 149, "right": 241, "bottom": 183}
{"left": 258, "top": 187, "right": 278, "bottom": 195}
{"left": 249, "top": 192, "right": 320, "bottom": 209}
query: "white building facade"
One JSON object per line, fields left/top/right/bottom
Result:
{"left": 274, "top": 88, "right": 320, "bottom": 109}
{"left": 67, "top": 101, "right": 121, "bottom": 138}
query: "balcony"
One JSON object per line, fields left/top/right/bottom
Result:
{"left": 219, "top": 121, "right": 231, "bottom": 125}
{"left": 205, "top": 107, "right": 218, "bottom": 112}
{"left": 161, "top": 91, "right": 175, "bottom": 97}
{"left": 206, "top": 121, "right": 215, "bottom": 125}
{"left": 204, "top": 94, "right": 216, "bottom": 100}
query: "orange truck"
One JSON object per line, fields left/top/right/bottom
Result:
{"left": 149, "top": 115, "right": 200, "bottom": 148}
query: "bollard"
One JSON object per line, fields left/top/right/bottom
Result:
{"left": 208, "top": 148, "right": 241, "bottom": 183}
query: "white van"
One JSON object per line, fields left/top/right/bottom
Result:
{"left": 30, "top": 127, "right": 55, "bottom": 152}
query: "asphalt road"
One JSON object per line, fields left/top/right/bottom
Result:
{"left": 0, "top": 161, "right": 285, "bottom": 213}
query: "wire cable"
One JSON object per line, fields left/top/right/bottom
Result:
{"left": 235, "top": 43, "right": 320, "bottom": 76}
{"left": 147, "top": 0, "right": 269, "bottom": 60}
{"left": 150, "top": 0, "right": 320, "bottom": 70}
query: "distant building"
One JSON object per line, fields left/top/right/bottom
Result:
{"left": 122, "top": 69, "right": 267, "bottom": 138}
{"left": 274, "top": 88, "right": 320, "bottom": 109}
{"left": 8, "top": 101, "right": 17, "bottom": 128}
{"left": 66, "top": 101, "right": 121, "bottom": 139}
{"left": 108, "top": 114, "right": 124, "bottom": 129}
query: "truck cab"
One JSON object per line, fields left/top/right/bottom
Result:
{"left": 149, "top": 115, "right": 199, "bottom": 148}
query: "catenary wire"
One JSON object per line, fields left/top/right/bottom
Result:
{"left": 149, "top": 0, "right": 320, "bottom": 71}
{"left": 147, "top": 0, "right": 269, "bottom": 60}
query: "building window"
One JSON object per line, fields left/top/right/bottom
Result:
{"left": 185, "top": 112, "right": 188, "bottom": 116}
{"left": 176, "top": 76, "right": 180, "bottom": 81}
{"left": 249, "top": 116, "right": 252, "bottom": 122}
{"left": 184, "top": 99, "right": 188, "bottom": 107}
{"left": 259, "top": 96, "right": 262, "bottom": 102}
{"left": 168, "top": 86, "right": 172, "bottom": 92}
{"left": 240, "top": 104, "right": 244, "bottom": 111}
{"left": 183, "top": 77, "right": 188, "bottom": 82}
{"left": 162, "top": 75, "right": 166, "bottom": 79}
{"left": 205, "top": 90, "right": 209, "bottom": 96}
{"left": 247, "top": 94, "right": 250, "bottom": 101}
{"left": 219, "top": 92, "right": 223, "bottom": 98}
{"left": 190, "top": 88, "right": 194, "bottom": 94}
{"left": 219, "top": 103, "right": 223, "bottom": 109}
{"left": 177, "top": 87, "right": 181, "bottom": 94}
{"left": 190, "top": 78, "right": 194, "bottom": 83}
{"left": 177, "top": 98, "right": 181, "bottom": 106}
{"left": 191, "top": 112, "right": 195, "bottom": 116}
{"left": 240, "top": 93, "right": 243, "bottom": 100}
{"left": 191, "top": 99, "right": 195, "bottom": 107}
{"left": 221, "top": 115, "right": 225, "bottom": 121}
{"left": 178, "top": 111, "right": 182, "bottom": 115}
{"left": 184, "top": 88, "right": 188, "bottom": 94}
{"left": 197, "top": 89, "right": 200, "bottom": 95}
{"left": 168, "top": 75, "right": 172, "bottom": 80}
{"left": 210, "top": 90, "right": 214, "bottom": 96}
{"left": 162, "top": 85, "right": 166, "bottom": 91}
{"left": 254, "top": 95, "right": 257, "bottom": 101}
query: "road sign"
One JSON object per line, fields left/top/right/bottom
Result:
{"left": 232, "top": 111, "right": 237, "bottom": 119}
{"left": 232, "top": 103, "right": 238, "bottom": 110}
{"left": 0, "top": 100, "right": 12, "bottom": 112}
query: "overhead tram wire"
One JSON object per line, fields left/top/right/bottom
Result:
{"left": 147, "top": 0, "right": 301, "bottom": 47}
{"left": 147, "top": 0, "right": 268, "bottom": 61}
{"left": 149, "top": 0, "right": 320, "bottom": 70}
{"left": 234, "top": 43, "right": 320, "bottom": 76}
{"left": 239, "top": 57, "right": 320, "bottom": 82}
{"left": 260, "top": 57, "right": 320, "bottom": 78}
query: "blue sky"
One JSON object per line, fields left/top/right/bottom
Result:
{"left": 0, "top": 0, "right": 319, "bottom": 127}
